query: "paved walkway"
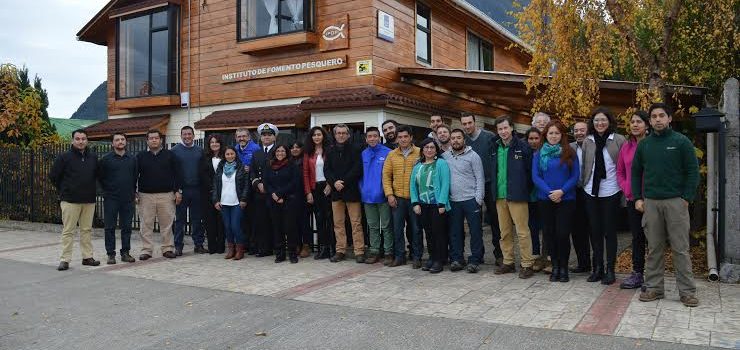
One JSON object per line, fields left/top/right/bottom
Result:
{"left": 0, "top": 222, "right": 738, "bottom": 349}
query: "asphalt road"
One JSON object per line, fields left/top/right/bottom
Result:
{"left": 0, "top": 258, "right": 719, "bottom": 350}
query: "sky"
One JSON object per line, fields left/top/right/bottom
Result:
{"left": 0, "top": 0, "right": 107, "bottom": 119}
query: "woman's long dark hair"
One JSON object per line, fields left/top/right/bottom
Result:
{"left": 204, "top": 134, "right": 225, "bottom": 158}
{"left": 544, "top": 120, "right": 575, "bottom": 168}
{"left": 304, "top": 126, "right": 331, "bottom": 156}
{"left": 417, "top": 138, "right": 441, "bottom": 163}
{"left": 587, "top": 107, "right": 616, "bottom": 136}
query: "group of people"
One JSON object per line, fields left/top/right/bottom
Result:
{"left": 49, "top": 102, "right": 700, "bottom": 307}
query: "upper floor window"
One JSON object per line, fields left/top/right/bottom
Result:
{"left": 415, "top": 2, "right": 431, "bottom": 64}
{"left": 467, "top": 32, "right": 493, "bottom": 71}
{"left": 116, "top": 6, "right": 179, "bottom": 99}
{"left": 238, "top": 0, "right": 313, "bottom": 40}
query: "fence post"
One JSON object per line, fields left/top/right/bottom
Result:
{"left": 29, "top": 151, "right": 35, "bottom": 222}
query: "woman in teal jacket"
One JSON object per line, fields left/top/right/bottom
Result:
{"left": 411, "top": 138, "right": 451, "bottom": 273}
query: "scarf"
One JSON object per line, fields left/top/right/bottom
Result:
{"left": 591, "top": 132, "right": 609, "bottom": 196}
{"left": 539, "top": 143, "right": 561, "bottom": 172}
{"left": 223, "top": 161, "right": 237, "bottom": 177}
{"left": 271, "top": 158, "right": 288, "bottom": 170}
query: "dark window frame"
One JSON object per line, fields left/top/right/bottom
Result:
{"left": 467, "top": 31, "right": 494, "bottom": 71}
{"left": 415, "top": 2, "right": 432, "bottom": 65}
{"left": 115, "top": 5, "right": 180, "bottom": 100}
{"left": 236, "top": 0, "right": 315, "bottom": 42}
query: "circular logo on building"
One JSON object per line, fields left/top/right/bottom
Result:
{"left": 322, "top": 24, "right": 346, "bottom": 41}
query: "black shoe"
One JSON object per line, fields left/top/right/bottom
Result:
{"left": 57, "top": 261, "right": 69, "bottom": 271}
{"left": 330, "top": 253, "right": 346, "bottom": 263}
{"left": 559, "top": 267, "right": 570, "bottom": 282}
{"left": 429, "top": 262, "right": 443, "bottom": 274}
{"left": 256, "top": 250, "right": 270, "bottom": 257}
{"left": 602, "top": 269, "right": 616, "bottom": 285}
{"left": 120, "top": 252, "right": 135, "bottom": 263}
{"left": 247, "top": 247, "right": 258, "bottom": 255}
{"left": 587, "top": 267, "right": 604, "bottom": 282}
{"left": 194, "top": 246, "right": 209, "bottom": 254}
{"left": 314, "top": 246, "right": 330, "bottom": 260}
{"left": 549, "top": 264, "right": 560, "bottom": 282}
{"left": 450, "top": 261, "right": 464, "bottom": 272}
{"left": 421, "top": 260, "right": 433, "bottom": 271}
{"left": 274, "top": 250, "right": 286, "bottom": 263}
{"left": 139, "top": 254, "right": 151, "bottom": 261}
{"left": 355, "top": 254, "right": 366, "bottom": 264}
{"left": 466, "top": 264, "right": 481, "bottom": 273}
{"left": 175, "top": 247, "right": 183, "bottom": 256}
{"left": 82, "top": 258, "right": 100, "bottom": 266}
{"left": 106, "top": 255, "right": 116, "bottom": 265}
{"left": 412, "top": 259, "right": 422, "bottom": 269}
{"left": 289, "top": 253, "right": 298, "bottom": 264}
{"left": 388, "top": 257, "right": 406, "bottom": 267}
{"left": 163, "top": 251, "right": 177, "bottom": 259}
{"left": 569, "top": 265, "right": 589, "bottom": 273}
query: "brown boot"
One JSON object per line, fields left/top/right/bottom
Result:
{"left": 224, "top": 243, "right": 235, "bottom": 259}
{"left": 233, "top": 244, "right": 245, "bottom": 260}
{"left": 299, "top": 244, "right": 311, "bottom": 258}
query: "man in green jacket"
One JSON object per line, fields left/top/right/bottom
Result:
{"left": 632, "top": 103, "right": 700, "bottom": 307}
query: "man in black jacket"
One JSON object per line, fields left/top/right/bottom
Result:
{"left": 98, "top": 132, "right": 137, "bottom": 265}
{"left": 249, "top": 123, "right": 277, "bottom": 256}
{"left": 136, "top": 129, "right": 182, "bottom": 260}
{"left": 490, "top": 116, "right": 535, "bottom": 279}
{"left": 49, "top": 129, "right": 100, "bottom": 271}
{"left": 324, "top": 124, "right": 364, "bottom": 263}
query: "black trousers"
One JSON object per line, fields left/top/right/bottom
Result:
{"left": 484, "top": 187, "right": 503, "bottom": 259}
{"left": 420, "top": 204, "right": 448, "bottom": 264}
{"left": 311, "top": 182, "right": 335, "bottom": 248}
{"left": 585, "top": 191, "right": 621, "bottom": 269}
{"left": 571, "top": 188, "right": 592, "bottom": 268}
{"left": 269, "top": 199, "right": 298, "bottom": 252}
{"left": 539, "top": 200, "right": 575, "bottom": 267}
{"left": 252, "top": 192, "right": 273, "bottom": 254}
{"left": 202, "top": 193, "right": 225, "bottom": 253}
{"left": 626, "top": 200, "right": 647, "bottom": 273}
{"left": 295, "top": 197, "right": 312, "bottom": 248}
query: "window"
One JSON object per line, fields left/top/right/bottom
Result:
{"left": 467, "top": 32, "right": 493, "bottom": 71}
{"left": 238, "top": 0, "right": 313, "bottom": 40}
{"left": 116, "top": 6, "right": 179, "bottom": 99}
{"left": 415, "top": 2, "right": 431, "bottom": 64}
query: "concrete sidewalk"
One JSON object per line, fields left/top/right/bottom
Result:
{"left": 0, "top": 221, "right": 738, "bottom": 349}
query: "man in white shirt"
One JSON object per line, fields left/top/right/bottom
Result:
{"left": 568, "top": 121, "right": 592, "bottom": 273}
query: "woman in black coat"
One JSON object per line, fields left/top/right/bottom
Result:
{"left": 212, "top": 146, "right": 250, "bottom": 260}
{"left": 199, "top": 134, "right": 225, "bottom": 254}
{"left": 263, "top": 145, "right": 301, "bottom": 263}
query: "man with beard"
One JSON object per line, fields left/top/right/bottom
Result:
{"left": 98, "top": 132, "right": 137, "bottom": 265}
{"left": 382, "top": 119, "right": 399, "bottom": 149}
{"left": 171, "top": 126, "right": 207, "bottom": 255}
{"left": 442, "top": 129, "right": 485, "bottom": 272}
{"left": 234, "top": 127, "right": 260, "bottom": 254}
{"left": 436, "top": 124, "right": 452, "bottom": 152}
{"left": 428, "top": 115, "right": 443, "bottom": 142}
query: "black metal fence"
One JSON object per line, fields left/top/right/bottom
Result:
{"left": 0, "top": 139, "right": 203, "bottom": 230}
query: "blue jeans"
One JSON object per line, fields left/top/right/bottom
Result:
{"left": 174, "top": 187, "right": 204, "bottom": 249}
{"left": 391, "top": 198, "right": 421, "bottom": 260}
{"left": 449, "top": 199, "right": 484, "bottom": 265}
{"left": 103, "top": 198, "right": 134, "bottom": 256}
{"left": 221, "top": 205, "right": 244, "bottom": 245}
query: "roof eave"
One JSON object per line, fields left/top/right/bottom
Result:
{"left": 448, "top": 0, "right": 533, "bottom": 54}
{"left": 76, "top": 0, "right": 119, "bottom": 45}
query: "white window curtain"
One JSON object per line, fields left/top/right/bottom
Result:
{"left": 285, "top": 0, "right": 303, "bottom": 30}
{"left": 262, "top": 0, "right": 279, "bottom": 34}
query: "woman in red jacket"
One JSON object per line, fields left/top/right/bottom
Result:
{"left": 303, "top": 126, "right": 334, "bottom": 259}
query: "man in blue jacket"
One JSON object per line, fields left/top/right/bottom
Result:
{"left": 360, "top": 127, "right": 393, "bottom": 265}
{"left": 491, "top": 116, "right": 535, "bottom": 279}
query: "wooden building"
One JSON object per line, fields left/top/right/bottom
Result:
{"left": 77, "top": 0, "right": 703, "bottom": 141}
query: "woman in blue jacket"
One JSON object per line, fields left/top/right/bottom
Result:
{"left": 532, "top": 121, "right": 580, "bottom": 282}
{"left": 411, "top": 138, "right": 451, "bottom": 274}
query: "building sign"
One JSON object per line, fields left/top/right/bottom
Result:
{"left": 320, "top": 14, "right": 350, "bottom": 52}
{"left": 356, "top": 60, "right": 373, "bottom": 75}
{"left": 221, "top": 56, "right": 348, "bottom": 83}
{"left": 377, "top": 10, "right": 394, "bottom": 42}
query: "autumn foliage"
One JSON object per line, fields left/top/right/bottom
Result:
{"left": 0, "top": 63, "right": 60, "bottom": 147}
{"left": 513, "top": 0, "right": 739, "bottom": 123}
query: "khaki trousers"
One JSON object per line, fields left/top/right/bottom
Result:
{"left": 643, "top": 198, "right": 696, "bottom": 296}
{"left": 496, "top": 200, "right": 534, "bottom": 267}
{"left": 59, "top": 201, "right": 96, "bottom": 262}
{"left": 332, "top": 201, "right": 365, "bottom": 255}
{"left": 138, "top": 192, "right": 176, "bottom": 255}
